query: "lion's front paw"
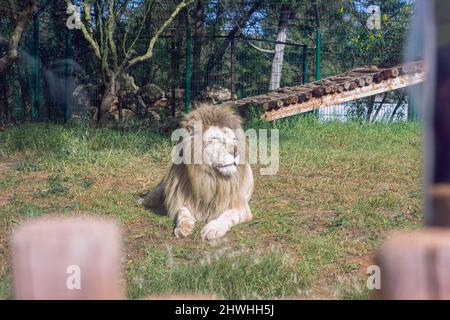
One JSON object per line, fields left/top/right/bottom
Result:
{"left": 201, "top": 219, "right": 229, "bottom": 241}
{"left": 174, "top": 209, "right": 196, "bottom": 239}
{"left": 174, "top": 226, "right": 192, "bottom": 239}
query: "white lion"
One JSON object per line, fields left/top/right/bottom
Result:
{"left": 141, "top": 105, "right": 254, "bottom": 241}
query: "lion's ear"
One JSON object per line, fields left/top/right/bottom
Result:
{"left": 185, "top": 124, "right": 195, "bottom": 136}
{"left": 182, "top": 119, "right": 196, "bottom": 136}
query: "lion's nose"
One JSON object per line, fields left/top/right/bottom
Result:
{"left": 226, "top": 144, "right": 238, "bottom": 157}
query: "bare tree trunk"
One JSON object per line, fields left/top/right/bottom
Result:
{"left": 203, "top": 0, "right": 262, "bottom": 89}
{"left": 98, "top": 73, "right": 120, "bottom": 126}
{"left": 4, "top": 79, "right": 14, "bottom": 122}
{"left": 212, "top": 0, "right": 224, "bottom": 37}
{"left": 17, "top": 62, "right": 31, "bottom": 118}
{"left": 268, "top": 4, "right": 293, "bottom": 91}
{"left": 0, "top": 77, "right": 6, "bottom": 122}
{"left": 0, "top": 0, "right": 37, "bottom": 74}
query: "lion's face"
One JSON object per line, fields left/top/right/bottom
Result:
{"left": 202, "top": 126, "right": 240, "bottom": 176}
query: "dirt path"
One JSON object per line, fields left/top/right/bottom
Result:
{"left": 0, "top": 160, "right": 15, "bottom": 174}
{"left": 0, "top": 158, "right": 16, "bottom": 206}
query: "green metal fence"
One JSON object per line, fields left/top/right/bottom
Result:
{"left": 0, "top": 0, "right": 418, "bottom": 124}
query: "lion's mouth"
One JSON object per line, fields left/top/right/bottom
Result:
{"left": 217, "top": 163, "right": 236, "bottom": 168}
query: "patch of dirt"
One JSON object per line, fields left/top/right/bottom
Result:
{"left": 0, "top": 158, "right": 16, "bottom": 176}
{"left": 0, "top": 158, "right": 17, "bottom": 207}
{"left": 305, "top": 210, "right": 335, "bottom": 234}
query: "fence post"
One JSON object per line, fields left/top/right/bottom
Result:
{"left": 31, "top": 15, "right": 40, "bottom": 121}
{"left": 408, "top": 84, "right": 420, "bottom": 122}
{"left": 11, "top": 217, "right": 124, "bottom": 299}
{"left": 375, "top": 0, "right": 450, "bottom": 300}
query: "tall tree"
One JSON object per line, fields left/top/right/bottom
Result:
{"left": 268, "top": 2, "right": 295, "bottom": 91}
{"left": 0, "top": 0, "right": 37, "bottom": 74}
{"left": 203, "top": 0, "right": 263, "bottom": 89}
{"left": 65, "top": 0, "right": 192, "bottom": 125}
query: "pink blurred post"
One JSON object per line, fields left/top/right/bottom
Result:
{"left": 11, "top": 217, "right": 124, "bottom": 300}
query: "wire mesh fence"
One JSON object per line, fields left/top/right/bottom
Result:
{"left": 0, "top": 0, "right": 419, "bottom": 124}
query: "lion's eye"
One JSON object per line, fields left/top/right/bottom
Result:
{"left": 211, "top": 137, "right": 220, "bottom": 142}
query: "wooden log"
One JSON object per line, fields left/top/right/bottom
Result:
{"left": 276, "top": 99, "right": 284, "bottom": 108}
{"left": 341, "top": 81, "right": 352, "bottom": 90}
{"left": 298, "top": 91, "right": 313, "bottom": 102}
{"left": 374, "top": 72, "right": 386, "bottom": 83}
{"left": 349, "top": 81, "right": 358, "bottom": 90}
{"left": 264, "top": 72, "right": 425, "bottom": 121}
{"left": 351, "top": 66, "right": 380, "bottom": 73}
{"left": 324, "top": 86, "right": 334, "bottom": 94}
{"left": 376, "top": 229, "right": 450, "bottom": 300}
{"left": 327, "top": 76, "right": 358, "bottom": 90}
{"left": 312, "top": 87, "right": 325, "bottom": 97}
{"left": 288, "top": 95, "right": 299, "bottom": 104}
{"left": 282, "top": 96, "right": 291, "bottom": 106}
{"left": 329, "top": 75, "right": 357, "bottom": 81}
{"left": 11, "top": 217, "right": 124, "bottom": 300}
{"left": 336, "top": 85, "right": 345, "bottom": 93}
{"left": 355, "top": 78, "right": 366, "bottom": 87}
{"left": 275, "top": 87, "right": 294, "bottom": 94}
{"left": 382, "top": 67, "right": 400, "bottom": 79}
{"left": 268, "top": 100, "right": 278, "bottom": 110}
{"left": 364, "top": 75, "right": 374, "bottom": 85}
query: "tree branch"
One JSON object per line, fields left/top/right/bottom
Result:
{"left": 123, "top": 0, "right": 153, "bottom": 58}
{"left": 0, "top": 0, "right": 37, "bottom": 74}
{"left": 7, "top": 0, "right": 18, "bottom": 21}
{"left": 126, "top": 0, "right": 193, "bottom": 69}
{"left": 116, "top": 0, "right": 130, "bottom": 17}
{"left": 65, "top": 0, "right": 101, "bottom": 61}
{"left": 246, "top": 41, "right": 274, "bottom": 54}
{"left": 107, "top": 0, "right": 118, "bottom": 69}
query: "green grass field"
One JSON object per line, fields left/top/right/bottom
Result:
{"left": 0, "top": 117, "right": 422, "bottom": 299}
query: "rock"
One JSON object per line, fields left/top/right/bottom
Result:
{"left": 166, "top": 88, "right": 185, "bottom": 100}
{"left": 153, "top": 98, "right": 169, "bottom": 109}
{"left": 147, "top": 109, "right": 161, "bottom": 122}
{"left": 73, "top": 83, "right": 96, "bottom": 114}
{"left": 121, "top": 109, "right": 137, "bottom": 120}
{"left": 120, "top": 73, "right": 139, "bottom": 94}
{"left": 200, "top": 86, "right": 236, "bottom": 104}
{"left": 122, "top": 93, "right": 146, "bottom": 116}
{"left": 139, "top": 84, "right": 165, "bottom": 105}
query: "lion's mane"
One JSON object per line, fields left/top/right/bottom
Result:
{"left": 144, "top": 105, "right": 253, "bottom": 222}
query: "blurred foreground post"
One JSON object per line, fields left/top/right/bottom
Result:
{"left": 11, "top": 217, "right": 124, "bottom": 299}
{"left": 376, "top": 0, "right": 450, "bottom": 299}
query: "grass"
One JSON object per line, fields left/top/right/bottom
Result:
{"left": 0, "top": 116, "right": 422, "bottom": 299}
